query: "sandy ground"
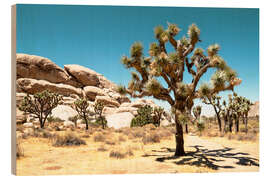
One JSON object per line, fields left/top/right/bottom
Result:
{"left": 16, "top": 134, "right": 259, "bottom": 175}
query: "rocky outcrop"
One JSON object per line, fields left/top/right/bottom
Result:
{"left": 16, "top": 53, "right": 69, "bottom": 84}
{"left": 84, "top": 86, "right": 107, "bottom": 101}
{"left": 51, "top": 105, "right": 77, "bottom": 121}
{"left": 95, "top": 96, "right": 120, "bottom": 108}
{"left": 106, "top": 112, "right": 134, "bottom": 129}
{"left": 17, "top": 78, "right": 82, "bottom": 97}
{"left": 64, "top": 64, "right": 100, "bottom": 87}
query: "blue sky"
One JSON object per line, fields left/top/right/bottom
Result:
{"left": 16, "top": 4, "right": 259, "bottom": 115}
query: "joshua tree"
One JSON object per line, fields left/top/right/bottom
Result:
{"left": 19, "top": 90, "right": 63, "bottom": 128}
{"left": 72, "top": 98, "right": 93, "bottom": 130}
{"left": 153, "top": 107, "right": 164, "bottom": 127}
{"left": 93, "top": 101, "right": 107, "bottom": 129}
{"left": 201, "top": 94, "right": 223, "bottom": 132}
{"left": 117, "top": 22, "right": 241, "bottom": 156}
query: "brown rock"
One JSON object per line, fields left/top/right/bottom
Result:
{"left": 16, "top": 53, "right": 69, "bottom": 83}
{"left": 95, "top": 96, "right": 120, "bottom": 108}
{"left": 64, "top": 64, "right": 99, "bottom": 86}
{"left": 17, "top": 78, "right": 82, "bottom": 97}
{"left": 84, "top": 86, "right": 107, "bottom": 101}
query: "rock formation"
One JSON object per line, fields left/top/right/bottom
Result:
{"left": 15, "top": 53, "right": 170, "bottom": 128}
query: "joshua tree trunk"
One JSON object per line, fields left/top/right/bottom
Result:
{"left": 245, "top": 114, "right": 248, "bottom": 133}
{"left": 213, "top": 107, "right": 222, "bottom": 132}
{"left": 235, "top": 118, "right": 239, "bottom": 133}
{"left": 174, "top": 112, "right": 186, "bottom": 156}
{"left": 229, "top": 118, "right": 233, "bottom": 132}
{"left": 185, "top": 124, "right": 188, "bottom": 134}
{"left": 84, "top": 114, "right": 88, "bottom": 130}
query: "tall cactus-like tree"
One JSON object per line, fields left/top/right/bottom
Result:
{"left": 201, "top": 94, "right": 223, "bottom": 132}
{"left": 192, "top": 105, "right": 202, "bottom": 121}
{"left": 19, "top": 90, "right": 63, "bottom": 128}
{"left": 117, "top": 22, "right": 241, "bottom": 156}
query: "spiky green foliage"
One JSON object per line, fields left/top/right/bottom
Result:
{"left": 131, "top": 71, "right": 140, "bottom": 81}
{"left": 149, "top": 42, "right": 160, "bottom": 56}
{"left": 207, "top": 44, "right": 220, "bottom": 57}
{"left": 19, "top": 90, "right": 63, "bottom": 128}
{"left": 187, "top": 24, "right": 200, "bottom": 44}
{"left": 176, "top": 82, "right": 189, "bottom": 98}
{"left": 121, "top": 56, "right": 132, "bottom": 68}
{"left": 167, "top": 22, "right": 181, "bottom": 36}
{"left": 211, "top": 70, "right": 226, "bottom": 89}
{"left": 180, "top": 36, "right": 189, "bottom": 47}
{"left": 193, "top": 48, "right": 204, "bottom": 56}
{"left": 168, "top": 52, "right": 180, "bottom": 64}
{"left": 154, "top": 25, "right": 165, "bottom": 40}
{"left": 116, "top": 85, "right": 127, "bottom": 95}
{"left": 131, "top": 105, "right": 154, "bottom": 127}
{"left": 198, "top": 83, "right": 211, "bottom": 96}
{"left": 130, "top": 42, "right": 143, "bottom": 58}
{"left": 145, "top": 78, "right": 162, "bottom": 95}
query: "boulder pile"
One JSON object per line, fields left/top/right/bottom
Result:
{"left": 16, "top": 53, "right": 171, "bottom": 128}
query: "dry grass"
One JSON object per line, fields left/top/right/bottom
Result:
{"left": 109, "top": 147, "right": 134, "bottom": 159}
{"left": 142, "top": 132, "right": 161, "bottom": 144}
{"left": 52, "top": 132, "right": 86, "bottom": 147}
{"left": 93, "top": 132, "right": 106, "bottom": 142}
{"left": 16, "top": 139, "right": 24, "bottom": 158}
{"left": 97, "top": 145, "right": 108, "bottom": 152}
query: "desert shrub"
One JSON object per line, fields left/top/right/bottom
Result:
{"left": 105, "top": 139, "right": 116, "bottom": 145}
{"left": 16, "top": 139, "right": 24, "bottom": 158}
{"left": 16, "top": 125, "right": 25, "bottom": 133}
{"left": 93, "top": 132, "right": 106, "bottom": 142}
{"left": 80, "top": 133, "right": 90, "bottom": 138}
{"left": 236, "top": 133, "right": 257, "bottom": 142}
{"left": 118, "top": 135, "right": 127, "bottom": 142}
{"left": 142, "top": 132, "right": 161, "bottom": 144}
{"left": 52, "top": 132, "right": 86, "bottom": 147}
{"left": 47, "top": 116, "right": 63, "bottom": 123}
{"left": 128, "top": 133, "right": 135, "bottom": 140}
{"left": 109, "top": 148, "right": 134, "bottom": 159}
{"left": 32, "top": 128, "right": 55, "bottom": 138}
{"left": 131, "top": 105, "right": 154, "bottom": 127}
{"left": 97, "top": 145, "right": 108, "bottom": 152}
{"left": 109, "top": 150, "right": 127, "bottom": 159}
{"left": 131, "top": 128, "right": 146, "bottom": 138}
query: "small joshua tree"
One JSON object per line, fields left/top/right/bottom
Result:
{"left": 94, "top": 101, "right": 107, "bottom": 129}
{"left": 19, "top": 90, "right": 63, "bottom": 128}
{"left": 153, "top": 107, "right": 164, "bottom": 127}
{"left": 117, "top": 22, "right": 241, "bottom": 156}
{"left": 201, "top": 94, "right": 223, "bottom": 132}
{"left": 72, "top": 98, "right": 93, "bottom": 130}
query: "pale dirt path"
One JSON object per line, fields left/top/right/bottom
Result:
{"left": 178, "top": 135, "right": 259, "bottom": 172}
{"left": 16, "top": 134, "right": 259, "bottom": 175}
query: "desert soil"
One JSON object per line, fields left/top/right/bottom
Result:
{"left": 16, "top": 134, "right": 259, "bottom": 175}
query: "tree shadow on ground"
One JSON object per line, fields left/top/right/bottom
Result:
{"left": 145, "top": 145, "right": 259, "bottom": 170}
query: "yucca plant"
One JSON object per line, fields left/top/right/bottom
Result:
{"left": 94, "top": 101, "right": 107, "bottom": 129}
{"left": 153, "top": 107, "right": 164, "bottom": 127}
{"left": 19, "top": 90, "right": 63, "bottom": 128}
{"left": 117, "top": 23, "right": 241, "bottom": 156}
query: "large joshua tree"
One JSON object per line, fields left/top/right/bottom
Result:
{"left": 117, "top": 22, "right": 241, "bottom": 156}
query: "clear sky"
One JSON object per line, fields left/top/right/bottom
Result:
{"left": 16, "top": 4, "right": 259, "bottom": 116}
